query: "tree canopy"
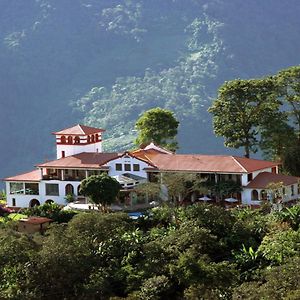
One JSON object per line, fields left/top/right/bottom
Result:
{"left": 135, "top": 107, "right": 179, "bottom": 151}
{"left": 208, "top": 78, "right": 280, "bottom": 158}
{"left": 79, "top": 174, "right": 121, "bottom": 207}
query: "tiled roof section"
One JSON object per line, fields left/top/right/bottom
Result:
{"left": 147, "top": 154, "right": 279, "bottom": 173}
{"left": 52, "top": 124, "right": 105, "bottom": 135}
{"left": 233, "top": 156, "right": 278, "bottom": 172}
{"left": 4, "top": 170, "right": 41, "bottom": 182}
{"left": 246, "top": 172, "right": 299, "bottom": 189}
{"left": 148, "top": 154, "right": 246, "bottom": 173}
{"left": 37, "top": 152, "right": 119, "bottom": 169}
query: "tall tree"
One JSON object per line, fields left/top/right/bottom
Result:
{"left": 135, "top": 107, "right": 179, "bottom": 151}
{"left": 276, "top": 66, "right": 300, "bottom": 138}
{"left": 208, "top": 78, "right": 280, "bottom": 158}
{"left": 79, "top": 174, "right": 121, "bottom": 208}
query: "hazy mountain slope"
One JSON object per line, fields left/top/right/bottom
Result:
{"left": 1, "top": 0, "right": 300, "bottom": 184}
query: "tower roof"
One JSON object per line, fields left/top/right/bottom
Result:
{"left": 52, "top": 124, "right": 105, "bottom": 135}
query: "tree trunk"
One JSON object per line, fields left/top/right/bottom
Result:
{"left": 244, "top": 142, "right": 250, "bottom": 158}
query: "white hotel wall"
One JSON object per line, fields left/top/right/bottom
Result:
{"left": 106, "top": 156, "right": 150, "bottom": 178}
{"left": 240, "top": 167, "right": 276, "bottom": 205}
{"left": 6, "top": 180, "right": 82, "bottom": 208}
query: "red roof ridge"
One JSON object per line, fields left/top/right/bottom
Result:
{"left": 231, "top": 156, "right": 247, "bottom": 173}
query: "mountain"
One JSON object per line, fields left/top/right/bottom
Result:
{"left": 1, "top": 0, "right": 300, "bottom": 185}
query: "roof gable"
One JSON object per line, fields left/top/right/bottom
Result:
{"left": 246, "top": 172, "right": 299, "bottom": 189}
{"left": 52, "top": 124, "right": 105, "bottom": 135}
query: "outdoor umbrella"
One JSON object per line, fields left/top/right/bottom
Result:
{"left": 225, "top": 197, "right": 238, "bottom": 203}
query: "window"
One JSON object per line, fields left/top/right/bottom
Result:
{"left": 133, "top": 164, "right": 140, "bottom": 171}
{"left": 12, "top": 198, "right": 16, "bottom": 206}
{"left": 271, "top": 167, "right": 277, "bottom": 174}
{"left": 61, "top": 136, "right": 66, "bottom": 143}
{"left": 74, "top": 136, "right": 80, "bottom": 144}
{"left": 25, "top": 183, "right": 39, "bottom": 195}
{"left": 46, "top": 184, "right": 59, "bottom": 196}
{"left": 247, "top": 173, "right": 253, "bottom": 182}
{"left": 61, "top": 151, "right": 65, "bottom": 158}
{"left": 10, "top": 182, "right": 24, "bottom": 194}
{"left": 291, "top": 185, "right": 295, "bottom": 196}
{"left": 124, "top": 164, "right": 131, "bottom": 171}
{"left": 115, "top": 163, "right": 122, "bottom": 171}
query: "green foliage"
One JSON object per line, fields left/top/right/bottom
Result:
{"left": 23, "top": 202, "right": 78, "bottom": 223}
{"left": 233, "top": 257, "right": 300, "bottom": 300}
{"left": 138, "top": 275, "right": 172, "bottom": 300}
{"left": 135, "top": 107, "right": 179, "bottom": 151}
{"left": 279, "top": 205, "right": 300, "bottom": 230}
{"left": 162, "top": 172, "right": 208, "bottom": 200}
{"left": 207, "top": 180, "right": 242, "bottom": 200}
{"left": 258, "top": 228, "right": 300, "bottom": 264}
{"left": 1, "top": 202, "right": 300, "bottom": 298}
{"left": 80, "top": 174, "right": 121, "bottom": 207}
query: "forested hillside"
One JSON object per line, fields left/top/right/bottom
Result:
{"left": 1, "top": 0, "right": 300, "bottom": 182}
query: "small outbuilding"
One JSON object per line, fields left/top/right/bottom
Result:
{"left": 18, "top": 217, "right": 52, "bottom": 234}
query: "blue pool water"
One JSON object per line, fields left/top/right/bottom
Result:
{"left": 128, "top": 212, "right": 144, "bottom": 219}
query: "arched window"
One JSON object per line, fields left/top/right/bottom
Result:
{"left": 29, "top": 199, "right": 40, "bottom": 207}
{"left": 251, "top": 190, "right": 259, "bottom": 200}
{"left": 67, "top": 136, "right": 73, "bottom": 144}
{"left": 91, "top": 135, "right": 95, "bottom": 143}
{"left": 87, "top": 136, "right": 90, "bottom": 143}
{"left": 77, "top": 185, "right": 82, "bottom": 196}
{"left": 74, "top": 136, "right": 80, "bottom": 144}
{"left": 95, "top": 134, "right": 99, "bottom": 141}
{"left": 61, "top": 136, "right": 66, "bottom": 144}
{"left": 45, "top": 199, "right": 54, "bottom": 204}
{"left": 65, "top": 184, "right": 74, "bottom": 196}
{"left": 261, "top": 190, "right": 267, "bottom": 200}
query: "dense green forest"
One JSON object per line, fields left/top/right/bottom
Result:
{"left": 1, "top": 0, "right": 300, "bottom": 182}
{"left": 1, "top": 203, "right": 300, "bottom": 299}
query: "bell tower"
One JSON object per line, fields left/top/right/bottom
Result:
{"left": 53, "top": 124, "right": 105, "bottom": 159}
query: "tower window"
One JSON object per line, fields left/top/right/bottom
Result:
{"left": 61, "top": 136, "right": 66, "bottom": 144}
{"left": 91, "top": 135, "right": 95, "bottom": 143}
{"left": 74, "top": 136, "right": 80, "bottom": 144}
{"left": 95, "top": 134, "right": 99, "bottom": 141}
{"left": 67, "top": 136, "right": 73, "bottom": 144}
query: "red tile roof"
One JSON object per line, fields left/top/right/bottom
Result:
{"left": 52, "top": 124, "right": 105, "bottom": 135}
{"left": 4, "top": 170, "right": 41, "bottom": 182}
{"left": 233, "top": 156, "right": 278, "bottom": 173}
{"left": 19, "top": 217, "right": 52, "bottom": 224}
{"left": 37, "top": 152, "right": 119, "bottom": 169}
{"left": 246, "top": 172, "right": 299, "bottom": 189}
{"left": 142, "top": 154, "right": 279, "bottom": 173}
